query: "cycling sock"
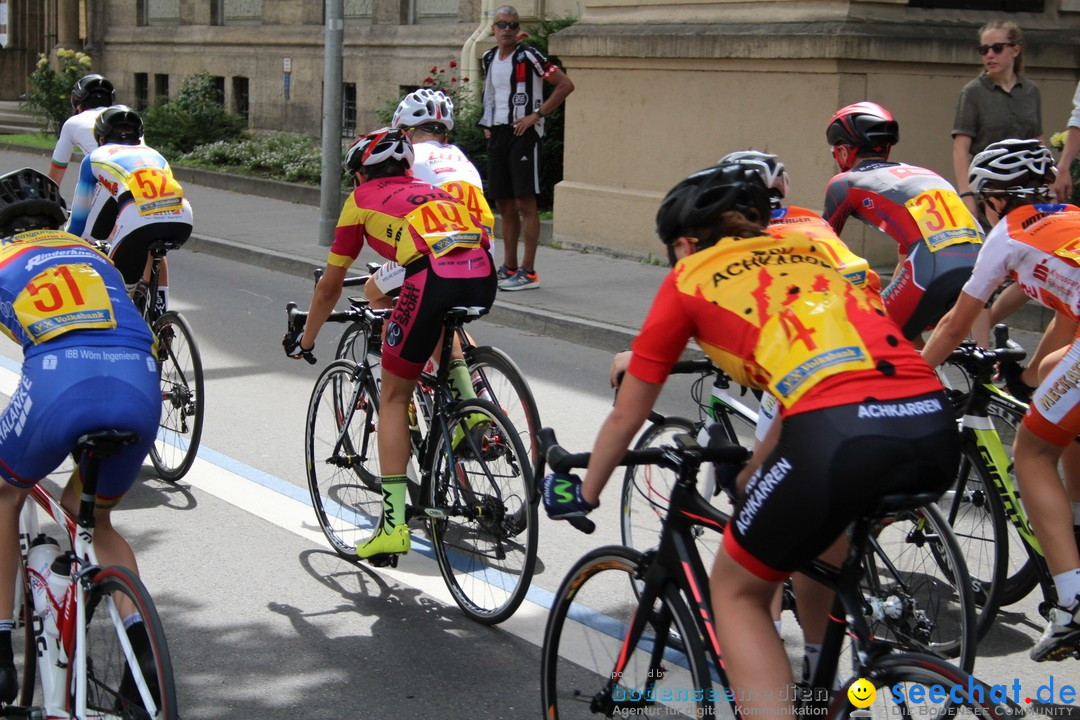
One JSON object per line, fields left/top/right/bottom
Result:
{"left": 122, "top": 613, "right": 145, "bottom": 630}
{"left": 381, "top": 475, "right": 408, "bottom": 531}
{"left": 1052, "top": 569, "right": 1080, "bottom": 605}
{"left": 773, "top": 619, "right": 783, "bottom": 635}
{"left": 448, "top": 359, "right": 477, "bottom": 402}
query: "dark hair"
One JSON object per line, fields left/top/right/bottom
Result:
{"left": 361, "top": 158, "right": 410, "bottom": 180}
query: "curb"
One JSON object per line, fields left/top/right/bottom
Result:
{"left": 187, "top": 233, "right": 640, "bottom": 354}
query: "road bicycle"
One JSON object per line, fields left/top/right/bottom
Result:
{"left": 315, "top": 266, "right": 542, "bottom": 463}
{"left": 937, "top": 327, "right": 1064, "bottom": 637}
{"left": 286, "top": 300, "right": 537, "bottom": 625}
{"left": 130, "top": 240, "right": 204, "bottom": 482}
{"left": 537, "top": 427, "right": 1001, "bottom": 719}
{"left": 7, "top": 430, "right": 177, "bottom": 719}
{"left": 619, "top": 359, "right": 978, "bottom": 671}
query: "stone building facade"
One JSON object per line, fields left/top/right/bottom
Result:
{"left": 2, "top": 0, "right": 1079, "bottom": 262}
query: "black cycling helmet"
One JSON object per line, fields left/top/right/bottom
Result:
{"left": 71, "top": 74, "right": 115, "bottom": 111}
{"left": 0, "top": 168, "right": 68, "bottom": 235}
{"left": 94, "top": 105, "right": 143, "bottom": 145}
{"left": 825, "top": 101, "right": 899, "bottom": 151}
{"left": 344, "top": 127, "right": 414, "bottom": 175}
{"left": 968, "top": 139, "right": 1056, "bottom": 201}
{"left": 656, "top": 163, "right": 772, "bottom": 247}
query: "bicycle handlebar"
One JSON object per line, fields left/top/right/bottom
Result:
{"left": 535, "top": 426, "right": 750, "bottom": 534}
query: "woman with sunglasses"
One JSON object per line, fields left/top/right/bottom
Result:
{"left": 952, "top": 20, "right": 1043, "bottom": 219}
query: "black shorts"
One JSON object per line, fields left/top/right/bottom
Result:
{"left": 723, "top": 392, "right": 960, "bottom": 580}
{"left": 381, "top": 254, "right": 497, "bottom": 380}
{"left": 486, "top": 125, "right": 540, "bottom": 201}
{"left": 109, "top": 222, "right": 192, "bottom": 285}
{"left": 882, "top": 241, "right": 979, "bottom": 340}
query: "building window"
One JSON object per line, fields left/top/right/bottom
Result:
{"left": 154, "top": 74, "right": 169, "bottom": 104}
{"left": 139, "top": 0, "right": 181, "bottom": 26}
{"left": 233, "top": 77, "right": 250, "bottom": 122}
{"left": 211, "top": 76, "right": 226, "bottom": 105}
{"left": 342, "top": 83, "right": 357, "bottom": 138}
{"left": 219, "top": 0, "right": 262, "bottom": 24}
{"left": 134, "top": 73, "right": 149, "bottom": 111}
{"left": 414, "top": 0, "right": 457, "bottom": 24}
{"left": 908, "top": 0, "right": 1043, "bottom": 8}
{"left": 344, "top": 0, "right": 373, "bottom": 24}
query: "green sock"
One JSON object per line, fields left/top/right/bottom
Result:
{"left": 448, "top": 359, "right": 476, "bottom": 402}
{"left": 381, "top": 475, "right": 408, "bottom": 530}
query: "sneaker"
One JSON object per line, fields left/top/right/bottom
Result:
{"left": 496, "top": 264, "right": 517, "bottom": 282}
{"left": 1030, "top": 595, "right": 1080, "bottom": 662}
{"left": 356, "top": 523, "right": 411, "bottom": 560}
{"left": 499, "top": 268, "right": 540, "bottom": 291}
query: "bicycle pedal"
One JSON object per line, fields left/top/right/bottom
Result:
{"left": 366, "top": 553, "right": 400, "bottom": 568}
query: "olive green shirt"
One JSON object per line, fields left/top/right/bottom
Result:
{"left": 952, "top": 72, "right": 1042, "bottom": 156}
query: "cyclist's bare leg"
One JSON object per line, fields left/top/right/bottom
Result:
{"left": 0, "top": 484, "right": 28, "bottom": 622}
{"left": 790, "top": 536, "right": 847, "bottom": 672}
{"left": 515, "top": 194, "right": 540, "bottom": 271}
{"left": 1014, "top": 427, "right": 1080, "bottom": 575}
{"left": 378, "top": 371, "right": 416, "bottom": 477}
{"left": 711, "top": 549, "right": 795, "bottom": 714}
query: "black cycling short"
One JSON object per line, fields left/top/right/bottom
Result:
{"left": 382, "top": 254, "right": 497, "bottom": 380}
{"left": 109, "top": 222, "right": 192, "bottom": 285}
{"left": 882, "top": 241, "right": 979, "bottom": 340}
{"left": 723, "top": 392, "right": 960, "bottom": 580}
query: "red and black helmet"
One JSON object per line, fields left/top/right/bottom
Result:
{"left": 825, "top": 101, "right": 899, "bottom": 151}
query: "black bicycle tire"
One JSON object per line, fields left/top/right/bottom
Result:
{"left": 466, "top": 345, "right": 542, "bottom": 464}
{"left": 860, "top": 502, "right": 978, "bottom": 673}
{"left": 80, "top": 565, "right": 178, "bottom": 720}
{"left": 149, "top": 311, "right": 205, "bottom": 482}
{"left": 619, "top": 416, "right": 698, "bottom": 554}
{"left": 305, "top": 360, "right": 383, "bottom": 559}
{"left": 830, "top": 653, "right": 1009, "bottom": 719}
{"left": 335, "top": 320, "right": 368, "bottom": 365}
{"left": 985, "top": 393, "right": 1041, "bottom": 606}
{"left": 940, "top": 442, "right": 1007, "bottom": 638}
{"left": 426, "top": 397, "right": 537, "bottom": 624}
{"left": 540, "top": 545, "right": 715, "bottom": 720}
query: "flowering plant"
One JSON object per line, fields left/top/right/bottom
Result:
{"left": 20, "top": 49, "right": 94, "bottom": 136}
{"left": 420, "top": 60, "right": 471, "bottom": 100}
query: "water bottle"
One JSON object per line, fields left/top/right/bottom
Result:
{"left": 26, "top": 536, "right": 66, "bottom": 640}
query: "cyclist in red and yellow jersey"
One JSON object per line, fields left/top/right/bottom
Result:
{"left": 284, "top": 128, "right": 496, "bottom": 561}
{"left": 543, "top": 162, "right": 959, "bottom": 714}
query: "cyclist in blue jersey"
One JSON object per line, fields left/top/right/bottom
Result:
{"left": 0, "top": 169, "right": 160, "bottom": 703}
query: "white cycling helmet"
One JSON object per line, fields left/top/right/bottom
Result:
{"left": 344, "top": 127, "right": 414, "bottom": 174}
{"left": 719, "top": 150, "right": 790, "bottom": 208}
{"left": 392, "top": 89, "right": 455, "bottom": 133}
{"left": 968, "top": 139, "right": 1056, "bottom": 198}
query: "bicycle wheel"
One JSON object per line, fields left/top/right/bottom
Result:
{"left": 541, "top": 545, "right": 717, "bottom": 720}
{"left": 466, "top": 345, "right": 542, "bottom": 464}
{"left": 985, "top": 394, "right": 1041, "bottom": 606}
{"left": 831, "top": 653, "right": 1009, "bottom": 719}
{"left": 81, "top": 565, "right": 178, "bottom": 720}
{"left": 938, "top": 443, "right": 1007, "bottom": 638}
{"left": 860, "top": 503, "right": 977, "bottom": 673}
{"left": 427, "top": 397, "right": 537, "bottom": 624}
{"left": 620, "top": 416, "right": 700, "bottom": 555}
{"left": 306, "top": 359, "right": 383, "bottom": 559}
{"left": 150, "top": 311, "right": 205, "bottom": 482}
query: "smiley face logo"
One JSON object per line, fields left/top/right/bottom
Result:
{"left": 847, "top": 678, "right": 877, "bottom": 708}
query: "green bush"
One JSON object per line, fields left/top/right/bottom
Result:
{"left": 20, "top": 49, "right": 93, "bottom": 136}
{"left": 175, "top": 133, "right": 323, "bottom": 185}
{"left": 143, "top": 72, "right": 247, "bottom": 157}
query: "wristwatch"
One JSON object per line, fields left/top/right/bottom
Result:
{"left": 535, "top": 109, "right": 545, "bottom": 119}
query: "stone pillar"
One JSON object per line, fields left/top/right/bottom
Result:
{"left": 57, "top": 0, "right": 81, "bottom": 49}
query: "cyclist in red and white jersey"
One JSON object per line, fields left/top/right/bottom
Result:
{"left": 823, "top": 102, "right": 984, "bottom": 341}
{"left": 545, "top": 161, "right": 958, "bottom": 713}
{"left": 922, "top": 139, "right": 1080, "bottom": 661}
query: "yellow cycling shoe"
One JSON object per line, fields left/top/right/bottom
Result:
{"left": 355, "top": 523, "right": 411, "bottom": 559}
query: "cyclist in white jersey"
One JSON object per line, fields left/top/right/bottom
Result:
{"left": 370, "top": 89, "right": 495, "bottom": 300}
{"left": 49, "top": 74, "right": 116, "bottom": 186}
{"left": 922, "top": 139, "right": 1080, "bottom": 662}
{"left": 66, "top": 106, "right": 192, "bottom": 314}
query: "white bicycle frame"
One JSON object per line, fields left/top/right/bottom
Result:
{"left": 17, "top": 481, "right": 160, "bottom": 719}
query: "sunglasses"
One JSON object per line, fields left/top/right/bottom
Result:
{"left": 977, "top": 42, "right": 1016, "bottom": 56}
{"left": 494, "top": 20, "right": 520, "bottom": 29}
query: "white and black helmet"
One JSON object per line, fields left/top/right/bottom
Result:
{"left": 392, "top": 89, "right": 454, "bottom": 133}
{"left": 719, "top": 150, "right": 790, "bottom": 208}
{"left": 344, "top": 128, "right": 414, "bottom": 174}
{"left": 968, "top": 139, "right": 1056, "bottom": 198}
